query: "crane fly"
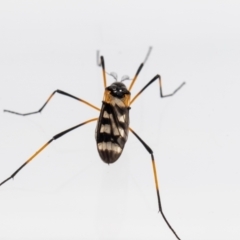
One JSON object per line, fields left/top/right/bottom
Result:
{"left": 1, "top": 47, "right": 185, "bottom": 240}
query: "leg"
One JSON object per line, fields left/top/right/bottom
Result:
{"left": 4, "top": 89, "right": 100, "bottom": 116}
{"left": 0, "top": 118, "right": 98, "bottom": 187}
{"left": 130, "top": 74, "right": 185, "bottom": 105}
{"left": 97, "top": 50, "right": 107, "bottom": 89}
{"left": 129, "top": 127, "right": 181, "bottom": 240}
{"left": 128, "top": 46, "right": 152, "bottom": 92}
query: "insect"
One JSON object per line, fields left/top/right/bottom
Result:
{"left": 1, "top": 47, "right": 185, "bottom": 240}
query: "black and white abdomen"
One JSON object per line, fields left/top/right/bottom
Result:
{"left": 95, "top": 82, "right": 130, "bottom": 164}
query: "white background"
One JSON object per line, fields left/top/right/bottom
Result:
{"left": 0, "top": 1, "right": 240, "bottom": 240}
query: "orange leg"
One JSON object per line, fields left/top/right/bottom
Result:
{"left": 4, "top": 89, "right": 100, "bottom": 116}
{"left": 130, "top": 75, "right": 185, "bottom": 106}
{"left": 0, "top": 118, "right": 98, "bottom": 187}
{"left": 129, "top": 127, "right": 181, "bottom": 240}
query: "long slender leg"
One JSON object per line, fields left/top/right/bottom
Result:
{"left": 128, "top": 46, "right": 152, "bottom": 92}
{"left": 0, "top": 118, "right": 98, "bottom": 187}
{"left": 4, "top": 89, "right": 100, "bottom": 116}
{"left": 129, "top": 127, "right": 181, "bottom": 240}
{"left": 130, "top": 74, "right": 185, "bottom": 105}
{"left": 96, "top": 50, "right": 101, "bottom": 67}
{"left": 97, "top": 50, "right": 107, "bottom": 89}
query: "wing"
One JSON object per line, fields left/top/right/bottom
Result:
{"left": 95, "top": 100, "right": 129, "bottom": 164}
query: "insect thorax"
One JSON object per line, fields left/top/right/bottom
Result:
{"left": 95, "top": 82, "right": 130, "bottom": 164}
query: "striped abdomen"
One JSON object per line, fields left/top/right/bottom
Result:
{"left": 95, "top": 83, "right": 130, "bottom": 164}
